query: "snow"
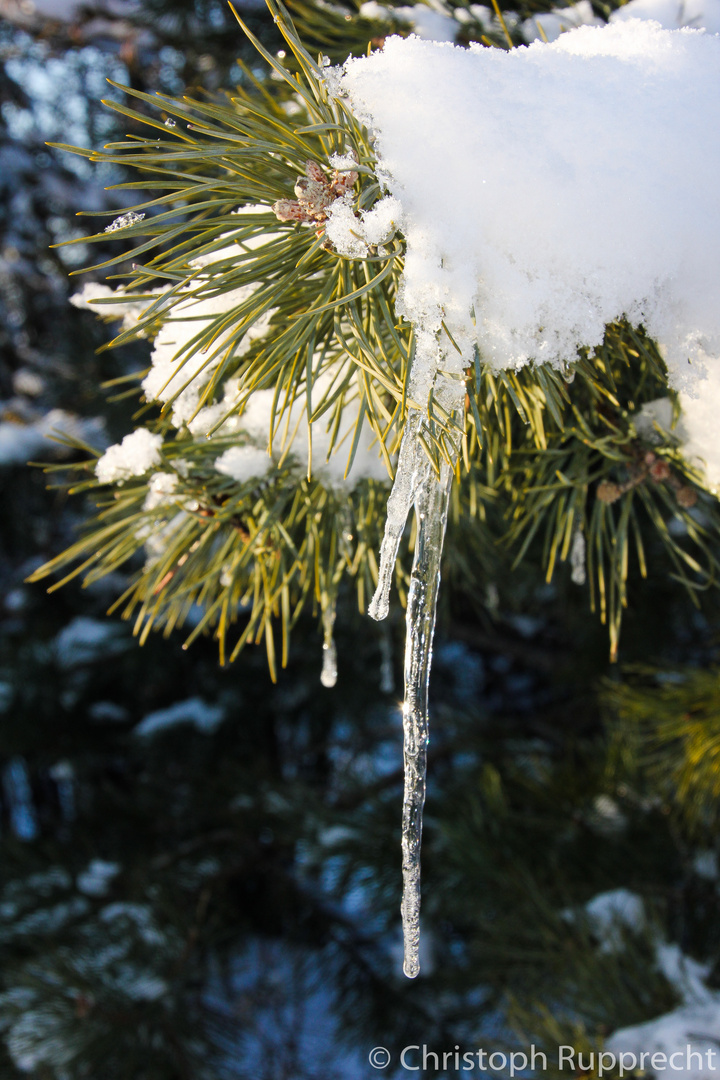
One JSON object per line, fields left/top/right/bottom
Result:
{"left": 215, "top": 444, "right": 273, "bottom": 483}
{"left": 70, "top": 281, "right": 165, "bottom": 334}
{"left": 95, "top": 427, "right": 163, "bottom": 483}
{"left": 141, "top": 279, "right": 275, "bottom": 428}
{"left": 142, "top": 470, "right": 179, "bottom": 510}
{"left": 88, "top": 700, "right": 129, "bottom": 722}
{"left": 333, "top": 22, "right": 720, "bottom": 391}
{"left": 581, "top": 887, "right": 646, "bottom": 951}
{"left": 104, "top": 210, "right": 145, "bottom": 232}
{"left": 693, "top": 850, "right": 719, "bottom": 879}
{"left": 76, "top": 859, "right": 121, "bottom": 897}
{"left": 609, "top": 1013, "right": 720, "bottom": 1079}
{"left": 54, "top": 615, "right": 125, "bottom": 667}
{"left": 325, "top": 194, "right": 403, "bottom": 258}
{"left": 634, "top": 374, "right": 720, "bottom": 492}
{"left": 0, "top": 407, "right": 106, "bottom": 465}
{"left": 610, "top": 0, "right": 720, "bottom": 33}
{"left": 202, "top": 376, "right": 390, "bottom": 488}
{"left": 133, "top": 696, "right": 225, "bottom": 737}
{"left": 571, "top": 889, "right": 720, "bottom": 1077}
{"left": 521, "top": 0, "right": 602, "bottom": 42}
{"left": 359, "top": 1, "right": 458, "bottom": 40}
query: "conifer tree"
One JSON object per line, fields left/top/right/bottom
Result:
{"left": 5, "top": 0, "right": 720, "bottom": 1073}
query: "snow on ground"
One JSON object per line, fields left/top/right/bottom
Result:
{"left": 53, "top": 616, "right": 127, "bottom": 668}
{"left": 76, "top": 859, "right": 121, "bottom": 897}
{"left": 333, "top": 22, "right": 720, "bottom": 393}
{"left": 133, "top": 696, "right": 225, "bottom": 737}
{"left": 0, "top": 407, "right": 106, "bottom": 465}
{"left": 572, "top": 889, "right": 720, "bottom": 1077}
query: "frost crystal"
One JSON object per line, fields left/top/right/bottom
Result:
{"left": 104, "top": 211, "right": 146, "bottom": 233}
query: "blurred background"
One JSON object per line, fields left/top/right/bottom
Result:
{"left": 2, "top": 0, "right": 720, "bottom": 1076}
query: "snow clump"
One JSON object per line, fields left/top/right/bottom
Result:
{"left": 325, "top": 195, "right": 403, "bottom": 258}
{"left": 332, "top": 22, "right": 720, "bottom": 392}
{"left": 95, "top": 428, "right": 163, "bottom": 484}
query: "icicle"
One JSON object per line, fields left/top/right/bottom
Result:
{"left": 571, "top": 527, "right": 587, "bottom": 585}
{"left": 368, "top": 412, "right": 433, "bottom": 622}
{"left": 320, "top": 600, "right": 338, "bottom": 688}
{"left": 368, "top": 331, "right": 465, "bottom": 976}
{"left": 380, "top": 621, "right": 395, "bottom": 694}
{"left": 400, "top": 458, "right": 455, "bottom": 978}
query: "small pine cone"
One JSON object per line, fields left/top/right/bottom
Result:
{"left": 675, "top": 485, "right": 698, "bottom": 508}
{"left": 597, "top": 480, "right": 622, "bottom": 504}
{"left": 272, "top": 199, "right": 310, "bottom": 223}
{"left": 649, "top": 459, "right": 671, "bottom": 481}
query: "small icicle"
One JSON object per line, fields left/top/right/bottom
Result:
{"left": 368, "top": 413, "right": 432, "bottom": 622}
{"left": 400, "top": 459, "right": 455, "bottom": 978}
{"left": 380, "top": 621, "right": 395, "bottom": 694}
{"left": 570, "top": 526, "right": 587, "bottom": 585}
{"left": 320, "top": 600, "right": 338, "bottom": 688}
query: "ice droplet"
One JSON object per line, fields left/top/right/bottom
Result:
{"left": 104, "top": 211, "right": 146, "bottom": 233}
{"left": 570, "top": 527, "right": 586, "bottom": 585}
{"left": 320, "top": 601, "right": 337, "bottom": 688}
{"left": 561, "top": 360, "right": 576, "bottom": 384}
{"left": 164, "top": 117, "right": 177, "bottom": 128}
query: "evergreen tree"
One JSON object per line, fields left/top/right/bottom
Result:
{"left": 3, "top": 0, "right": 720, "bottom": 1075}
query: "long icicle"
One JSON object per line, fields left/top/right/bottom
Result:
{"left": 399, "top": 458, "right": 454, "bottom": 978}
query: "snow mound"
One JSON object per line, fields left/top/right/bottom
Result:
{"left": 334, "top": 22, "right": 720, "bottom": 390}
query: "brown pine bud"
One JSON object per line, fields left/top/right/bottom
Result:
{"left": 597, "top": 480, "right": 622, "bottom": 504}
{"left": 332, "top": 169, "right": 358, "bottom": 196}
{"left": 305, "top": 160, "right": 328, "bottom": 185}
{"left": 649, "top": 459, "right": 671, "bottom": 481}
{"left": 272, "top": 199, "right": 310, "bottom": 223}
{"left": 675, "top": 485, "right": 698, "bottom": 508}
